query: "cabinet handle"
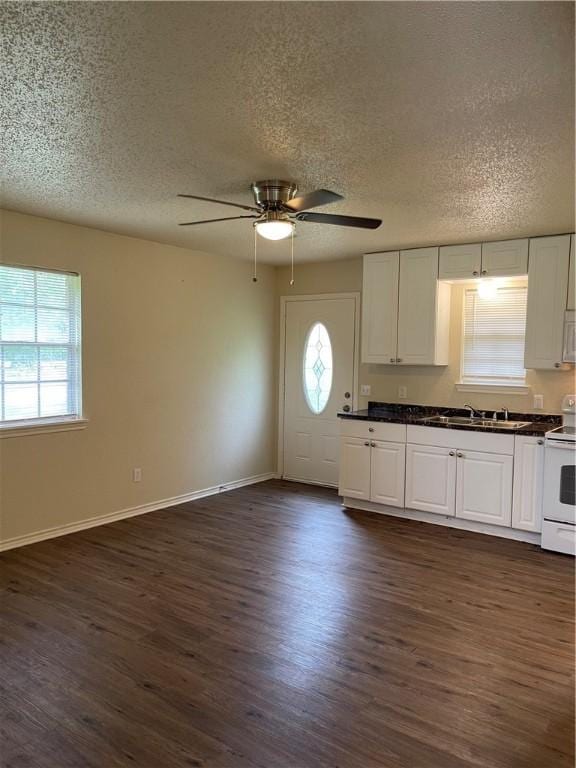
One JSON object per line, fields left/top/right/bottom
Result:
{"left": 554, "top": 362, "right": 561, "bottom": 368}
{"left": 364, "top": 441, "right": 370, "bottom": 447}
{"left": 472, "top": 271, "right": 479, "bottom": 277}
{"left": 481, "top": 269, "right": 487, "bottom": 276}
{"left": 537, "top": 439, "right": 544, "bottom": 445}
{"left": 390, "top": 357, "right": 395, "bottom": 363}
{"left": 396, "top": 358, "right": 403, "bottom": 363}
{"left": 448, "top": 451, "right": 455, "bottom": 456}
{"left": 368, "top": 427, "right": 374, "bottom": 432}
{"left": 370, "top": 441, "right": 376, "bottom": 447}
{"left": 457, "top": 451, "right": 464, "bottom": 458}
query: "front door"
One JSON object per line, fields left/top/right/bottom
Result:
{"left": 283, "top": 296, "right": 357, "bottom": 486}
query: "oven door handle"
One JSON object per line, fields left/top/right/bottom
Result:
{"left": 545, "top": 440, "right": 576, "bottom": 450}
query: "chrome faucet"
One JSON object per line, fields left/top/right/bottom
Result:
{"left": 464, "top": 403, "right": 485, "bottom": 419}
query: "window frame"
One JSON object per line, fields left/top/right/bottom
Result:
{"left": 457, "top": 279, "right": 531, "bottom": 395}
{"left": 0, "top": 263, "right": 86, "bottom": 437}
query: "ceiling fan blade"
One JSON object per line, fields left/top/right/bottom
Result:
{"left": 178, "top": 193, "right": 259, "bottom": 212}
{"left": 295, "top": 212, "right": 382, "bottom": 229}
{"left": 284, "top": 189, "right": 343, "bottom": 212}
{"left": 179, "top": 215, "right": 258, "bottom": 226}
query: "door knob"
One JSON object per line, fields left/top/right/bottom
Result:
{"left": 344, "top": 391, "right": 351, "bottom": 399}
{"left": 342, "top": 404, "right": 351, "bottom": 412}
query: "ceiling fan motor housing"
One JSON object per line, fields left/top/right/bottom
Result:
{"left": 251, "top": 180, "right": 298, "bottom": 209}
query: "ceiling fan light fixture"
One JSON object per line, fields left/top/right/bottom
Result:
{"left": 254, "top": 217, "right": 294, "bottom": 241}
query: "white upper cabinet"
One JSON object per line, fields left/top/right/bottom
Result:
{"left": 567, "top": 234, "right": 575, "bottom": 311}
{"left": 439, "top": 243, "right": 482, "bottom": 280}
{"left": 524, "top": 235, "right": 571, "bottom": 370}
{"left": 439, "top": 240, "right": 528, "bottom": 280}
{"left": 362, "top": 248, "right": 450, "bottom": 365}
{"left": 397, "top": 247, "right": 451, "bottom": 365}
{"left": 481, "top": 239, "right": 528, "bottom": 277}
{"left": 361, "top": 252, "right": 399, "bottom": 363}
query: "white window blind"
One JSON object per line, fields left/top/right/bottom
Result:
{"left": 0, "top": 265, "right": 82, "bottom": 425}
{"left": 461, "top": 285, "right": 527, "bottom": 385}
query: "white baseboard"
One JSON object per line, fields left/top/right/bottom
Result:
{"left": 0, "top": 472, "right": 278, "bottom": 553}
{"left": 342, "top": 497, "right": 541, "bottom": 545}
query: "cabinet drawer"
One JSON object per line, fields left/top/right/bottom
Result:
{"left": 340, "top": 419, "right": 406, "bottom": 443}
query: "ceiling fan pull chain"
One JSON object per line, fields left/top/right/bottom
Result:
{"left": 290, "top": 227, "right": 295, "bottom": 286}
{"left": 252, "top": 223, "right": 258, "bottom": 283}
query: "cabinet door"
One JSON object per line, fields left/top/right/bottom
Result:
{"left": 370, "top": 441, "right": 406, "bottom": 508}
{"left": 361, "top": 252, "right": 399, "bottom": 363}
{"left": 405, "top": 443, "right": 456, "bottom": 516}
{"left": 481, "top": 239, "right": 528, "bottom": 277}
{"left": 439, "top": 243, "right": 481, "bottom": 280}
{"left": 397, "top": 247, "right": 440, "bottom": 365}
{"left": 512, "top": 436, "right": 544, "bottom": 532}
{"left": 338, "top": 437, "right": 370, "bottom": 500}
{"left": 525, "top": 235, "right": 571, "bottom": 369}
{"left": 456, "top": 450, "right": 513, "bottom": 527}
{"left": 567, "top": 234, "right": 575, "bottom": 311}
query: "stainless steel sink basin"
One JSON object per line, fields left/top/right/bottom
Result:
{"left": 416, "top": 415, "right": 531, "bottom": 430}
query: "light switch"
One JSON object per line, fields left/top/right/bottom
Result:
{"left": 398, "top": 386, "right": 407, "bottom": 399}
{"left": 360, "top": 384, "right": 371, "bottom": 396}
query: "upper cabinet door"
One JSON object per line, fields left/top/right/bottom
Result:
{"left": 481, "top": 239, "right": 528, "bottom": 277}
{"left": 567, "top": 234, "right": 575, "bottom": 311}
{"left": 439, "top": 243, "right": 481, "bottom": 280}
{"left": 524, "top": 235, "right": 571, "bottom": 370}
{"left": 361, "top": 252, "right": 399, "bottom": 363}
{"left": 397, "top": 247, "right": 449, "bottom": 365}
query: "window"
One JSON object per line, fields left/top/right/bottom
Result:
{"left": 461, "top": 282, "right": 528, "bottom": 387}
{"left": 0, "top": 265, "right": 82, "bottom": 427}
{"left": 303, "top": 322, "right": 333, "bottom": 414}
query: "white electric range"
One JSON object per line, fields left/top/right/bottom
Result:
{"left": 542, "top": 397, "right": 576, "bottom": 555}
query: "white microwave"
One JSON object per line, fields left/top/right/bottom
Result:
{"left": 563, "top": 311, "right": 575, "bottom": 363}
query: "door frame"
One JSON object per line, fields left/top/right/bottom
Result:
{"left": 278, "top": 292, "right": 361, "bottom": 480}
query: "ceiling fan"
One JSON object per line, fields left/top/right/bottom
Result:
{"left": 177, "top": 180, "right": 382, "bottom": 240}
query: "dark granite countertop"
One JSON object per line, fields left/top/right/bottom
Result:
{"left": 338, "top": 402, "right": 561, "bottom": 437}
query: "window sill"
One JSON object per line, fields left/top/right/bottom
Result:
{"left": 0, "top": 417, "right": 88, "bottom": 439}
{"left": 455, "top": 382, "right": 531, "bottom": 395}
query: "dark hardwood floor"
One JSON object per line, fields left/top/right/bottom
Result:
{"left": 1, "top": 480, "right": 574, "bottom": 768}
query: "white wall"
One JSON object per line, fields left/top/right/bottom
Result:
{"left": 0, "top": 210, "right": 277, "bottom": 544}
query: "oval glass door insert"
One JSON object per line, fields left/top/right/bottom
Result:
{"left": 303, "top": 322, "right": 333, "bottom": 414}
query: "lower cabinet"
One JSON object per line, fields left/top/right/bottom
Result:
{"left": 405, "top": 443, "right": 513, "bottom": 527}
{"left": 512, "top": 436, "right": 545, "bottom": 531}
{"left": 371, "top": 441, "right": 406, "bottom": 507}
{"left": 339, "top": 437, "right": 405, "bottom": 507}
{"left": 455, "top": 449, "right": 513, "bottom": 527}
{"left": 405, "top": 444, "right": 456, "bottom": 516}
{"left": 339, "top": 437, "right": 371, "bottom": 500}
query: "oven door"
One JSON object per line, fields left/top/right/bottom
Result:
{"left": 543, "top": 439, "right": 576, "bottom": 524}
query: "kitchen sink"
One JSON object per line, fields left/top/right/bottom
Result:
{"left": 416, "top": 415, "right": 531, "bottom": 430}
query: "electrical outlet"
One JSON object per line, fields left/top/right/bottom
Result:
{"left": 533, "top": 394, "right": 544, "bottom": 410}
{"left": 398, "top": 386, "right": 407, "bottom": 399}
{"left": 360, "top": 384, "right": 371, "bottom": 396}
{"left": 133, "top": 467, "right": 142, "bottom": 483}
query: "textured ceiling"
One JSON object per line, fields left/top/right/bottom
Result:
{"left": 2, "top": 1, "right": 574, "bottom": 264}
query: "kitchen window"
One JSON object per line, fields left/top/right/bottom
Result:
{"left": 459, "top": 281, "right": 528, "bottom": 390}
{"left": 0, "top": 264, "right": 83, "bottom": 432}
